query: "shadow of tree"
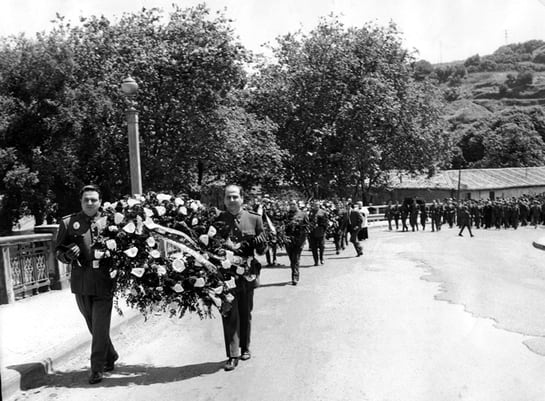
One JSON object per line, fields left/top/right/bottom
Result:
{"left": 36, "top": 361, "right": 225, "bottom": 389}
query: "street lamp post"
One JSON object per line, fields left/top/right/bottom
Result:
{"left": 121, "top": 76, "right": 143, "bottom": 196}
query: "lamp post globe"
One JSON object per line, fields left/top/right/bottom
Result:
{"left": 120, "top": 76, "right": 142, "bottom": 196}
{"left": 121, "top": 76, "right": 138, "bottom": 96}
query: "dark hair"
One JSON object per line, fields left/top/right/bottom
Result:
{"left": 224, "top": 184, "right": 244, "bottom": 198}
{"left": 80, "top": 184, "right": 102, "bottom": 199}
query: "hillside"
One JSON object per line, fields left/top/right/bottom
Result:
{"left": 433, "top": 40, "right": 545, "bottom": 119}
{"left": 418, "top": 40, "right": 545, "bottom": 169}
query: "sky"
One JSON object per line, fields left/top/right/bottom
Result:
{"left": 1, "top": 0, "right": 544, "bottom": 63}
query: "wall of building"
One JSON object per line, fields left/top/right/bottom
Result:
{"left": 465, "top": 186, "right": 545, "bottom": 200}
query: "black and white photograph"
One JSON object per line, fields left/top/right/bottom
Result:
{"left": 1, "top": 1, "right": 545, "bottom": 400}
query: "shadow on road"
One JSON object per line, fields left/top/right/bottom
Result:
{"left": 35, "top": 361, "right": 225, "bottom": 389}
{"left": 257, "top": 281, "right": 293, "bottom": 288}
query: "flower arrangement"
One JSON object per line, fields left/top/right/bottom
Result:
{"left": 93, "top": 192, "right": 260, "bottom": 319}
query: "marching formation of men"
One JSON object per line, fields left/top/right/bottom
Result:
{"left": 384, "top": 195, "right": 545, "bottom": 236}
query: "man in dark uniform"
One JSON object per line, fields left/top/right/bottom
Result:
{"left": 55, "top": 185, "right": 118, "bottom": 385}
{"left": 308, "top": 200, "right": 328, "bottom": 266}
{"left": 215, "top": 184, "right": 266, "bottom": 371}
{"left": 348, "top": 203, "right": 364, "bottom": 256}
{"left": 284, "top": 199, "right": 309, "bottom": 285}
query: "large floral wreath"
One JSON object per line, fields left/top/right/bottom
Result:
{"left": 91, "top": 192, "right": 261, "bottom": 319}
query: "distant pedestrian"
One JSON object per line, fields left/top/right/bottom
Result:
{"left": 348, "top": 203, "right": 364, "bottom": 256}
{"left": 284, "top": 199, "right": 309, "bottom": 285}
{"left": 55, "top": 184, "right": 118, "bottom": 385}
{"left": 458, "top": 205, "right": 474, "bottom": 237}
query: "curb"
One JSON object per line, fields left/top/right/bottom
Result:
{"left": 2, "top": 310, "right": 142, "bottom": 401}
{"left": 533, "top": 239, "right": 545, "bottom": 251}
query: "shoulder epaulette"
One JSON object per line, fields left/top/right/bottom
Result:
{"left": 61, "top": 213, "right": 77, "bottom": 221}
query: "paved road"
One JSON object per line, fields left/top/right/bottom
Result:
{"left": 12, "top": 225, "right": 545, "bottom": 401}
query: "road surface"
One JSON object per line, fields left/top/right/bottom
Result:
{"left": 12, "top": 224, "right": 545, "bottom": 401}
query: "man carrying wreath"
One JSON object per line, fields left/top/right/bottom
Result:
{"left": 215, "top": 184, "right": 266, "bottom": 371}
{"left": 55, "top": 184, "right": 118, "bottom": 385}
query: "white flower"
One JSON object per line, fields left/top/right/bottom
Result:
{"left": 178, "top": 206, "right": 187, "bottom": 215}
{"left": 191, "top": 217, "right": 199, "bottom": 226}
{"left": 174, "top": 197, "right": 184, "bottom": 206}
{"left": 221, "top": 259, "right": 232, "bottom": 269}
{"left": 146, "top": 237, "right": 156, "bottom": 247}
{"left": 225, "top": 293, "right": 235, "bottom": 303}
{"left": 94, "top": 250, "right": 105, "bottom": 259}
{"left": 108, "top": 225, "right": 118, "bottom": 233}
{"left": 110, "top": 270, "right": 118, "bottom": 279}
{"left": 156, "top": 266, "right": 167, "bottom": 276}
{"left": 150, "top": 249, "right": 161, "bottom": 259}
{"left": 144, "top": 218, "right": 157, "bottom": 230}
{"left": 95, "top": 217, "right": 108, "bottom": 231}
{"left": 102, "top": 201, "right": 112, "bottom": 209}
{"left": 194, "top": 277, "right": 205, "bottom": 287}
{"left": 123, "top": 221, "right": 136, "bottom": 234}
{"left": 144, "top": 207, "right": 154, "bottom": 217}
{"left": 124, "top": 247, "right": 138, "bottom": 258}
{"left": 236, "top": 266, "right": 245, "bottom": 275}
{"left": 173, "top": 283, "right": 184, "bottom": 293}
{"left": 190, "top": 202, "right": 199, "bottom": 212}
{"left": 114, "top": 213, "right": 124, "bottom": 225}
{"left": 156, "top": 286, "right": 163, "bottom": 292}
{"left": 155, "top": 206, "right": 166, "bottom": 216}
{"left": 207, "top": 226, "right": 217, "bottom": 237}
{"left": 131, "top": 267, "right": 145, "bottom": 278}
{"left": 130, "top": 288, "right": 138, "bottom": 296}
{"left": 172, "top": 258, "right": 186, "bottom": 273}
{"left": 127, "top": 198, "right": 140, "bottom": 207}
{"left": 157, "top": 193, "right": 171, "bottom": 202}
{"left": 225, "top": 250, "right": 234, "bottom": 262}
{"left": 106, "top": 239, "right": 117, "bottom": 250}
{"left": 199, "top": 235, "right": 209, "bottom": 246}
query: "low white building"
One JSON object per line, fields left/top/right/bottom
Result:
{"left": 385, "top": 166, "right": 545, "bottom": 202}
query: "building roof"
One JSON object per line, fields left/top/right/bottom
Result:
{"left": 390, "top": 166, "right": 545, "bottom": 190}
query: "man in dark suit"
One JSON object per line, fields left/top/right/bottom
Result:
{"left": 55, "top": 184, "right": 118, "bottom": 384}
{"left": 215, "top": 184, "right": 266, "bottom": 371}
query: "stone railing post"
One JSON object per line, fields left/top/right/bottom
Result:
{"left": 0, "top": 245, "right": 15, "bottom": 303}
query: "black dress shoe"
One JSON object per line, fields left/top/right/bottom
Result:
{"left": 224, "top": 357, "right": 239, "bottom": 371}
{"left": 88, "top": 371, "right": 103, "bottom": 384}
{"left": 240, "top": 350, "right": 251, "bottom": 361}
{"left": 104, "top": 352, "right": 119, "bottom": 372}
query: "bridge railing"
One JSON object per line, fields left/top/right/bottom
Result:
{"left": 0, "top": 226, "right": 69, "bottom": 305}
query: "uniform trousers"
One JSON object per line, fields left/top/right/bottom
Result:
{"left": 308, "top": 236, "right": 325, "bottom": 264}
{"left": 350, "top": 228, "right": 363, "bottom": 255}
{"left": 75, "top": 294, "right": 117, "bottom": 372}
{"left": 286, "top": 243, "right": 304, "bottom": 281}
{"left": 222, "top": 279, "right": 254, "bottom": 358}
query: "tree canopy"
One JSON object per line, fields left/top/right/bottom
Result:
{"left": 247, "top": 18, "right": 450, "bottom": 200}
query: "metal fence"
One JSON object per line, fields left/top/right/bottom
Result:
{"left": 0, "top": 230, "right": 69, "bottom": 304}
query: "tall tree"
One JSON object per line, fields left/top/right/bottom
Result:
{"left": 0, "top": 5, "right": 284, "bottom": 230}
{"left": 248, "top": 17, "right": 450, "bottom": 200}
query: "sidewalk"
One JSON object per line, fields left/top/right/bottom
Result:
{"left": 0, "top": 288, "right": 141, "bottom": 401}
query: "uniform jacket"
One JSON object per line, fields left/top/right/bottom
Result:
{"left": 309, "top": 208, "right": 328, "bottom": 238}
{"left": 55, "top": 211, "right": 114, "bottom": 297}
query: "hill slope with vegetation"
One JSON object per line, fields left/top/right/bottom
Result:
{"left": 415, "top": 40, "right": 545, "bottom": 170}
